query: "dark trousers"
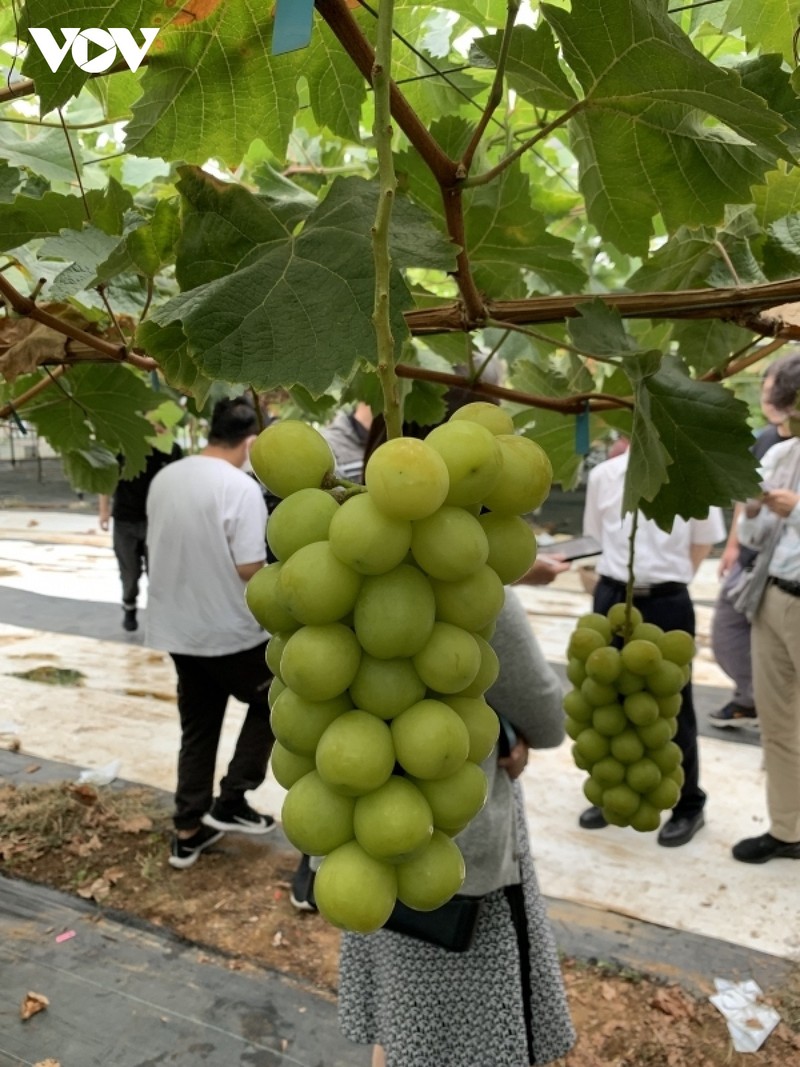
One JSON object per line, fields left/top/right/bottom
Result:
{"left": 170, "top": 642, "right": 274, "bottom": 830}
{"left": 113, "top": 519, "right": 147, "bottom": 609}
{"left": 594, "top": 577, "right": 706, "bottom": 818}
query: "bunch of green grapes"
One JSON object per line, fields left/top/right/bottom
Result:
{"left": 245, "top": 404, "right": 553, "bottom": 934}
{"left": 564, "top": 603, "right": 695, "bottom": 832}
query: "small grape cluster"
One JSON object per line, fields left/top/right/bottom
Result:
{"left": 245, "top": 403, "right": 553, "bottom": 933}
{"left": 564, "top": 604, "right": 695, "bottom": 831}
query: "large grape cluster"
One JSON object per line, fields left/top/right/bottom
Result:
{"left": 246, "top": 404, "right": 553, "bottom": 933}
{"left": 565, "top": 604, "right": 695, "bottom": 831}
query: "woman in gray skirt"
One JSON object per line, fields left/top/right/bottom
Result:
{"left": 338, "top": 588, "right": 576, "bottom": 1066}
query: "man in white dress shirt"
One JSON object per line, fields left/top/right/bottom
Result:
{"left": 580, "top": 442, "right": 726, "bottom": 847}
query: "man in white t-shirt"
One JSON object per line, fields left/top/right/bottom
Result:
{"left": 147, "top": 397, "right": 275, "bottom": 869}
{"left": 579, "top": 442, "right": 726, "bottom": 847}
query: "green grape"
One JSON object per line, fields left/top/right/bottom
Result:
{"left": 449, "top": 401, "right": 514, "bottom": 436}
{"left": 607, "top": 602, "right": 643, "bottom": 635}
{"left": 576, "top": 612, "right": 613, "bottom": 644}
{"left": 583, "top": 777, "right": 606, "bottom": 806}
{"left": 656, "top": 693, "right": 682, "bottom": 718}
{"left": 442, "top": 696, "right": 500, "bottom": 762}
{"left": 281, "top": 770, "right": 356, "bottom": 855}
{"left": 328, "top": 493, "right": 412, "bottom": 575}
{"left": 568, "top": 627, "right": 608, "bottom": 662}
{"left": 620, "top": 639, "right": 663, "bottom": 676}
{"left": 314, "top": 841, "right": 397, "bottom": 933}
{"left": 616, "top": 667, "right": 646, "bottom": 696}
{"left": 278, "top": 540, "right": 361, "bottom": 625}
{"left": 349, "top": 654, "right": 426, "bottom": 720}
{"left": 580, "top": 678, "right": 618, "bottom": 708}
{"left": 566, "top": 656, "right": 587, "bottom": 688}
{"left": 572, "top": 744, "right": 592, "bottom": 772}
{"left": 631, "top": 622, "right": 665, "bottom": 644}
{"left": 267, "top": 488, "right": 339, "bottom": 561}
{"left": 353, "top": 777, "right": 434, "bottom": 863}
{"left": 657, "top": 629, "right": 695, "bottom": 666}
{"left": 563, "top": 688, "right": 594, "bottom": 723}
{"left": 429, "top": 566, "right": 506, "bottom": 633}
{"left": 265, "top": 631, "right": 290, "bottom": 676}
{"left": 268, "top": 678, "right": 286, "bottom": 711}
{"left": 316, "top": 710, "right": 396, "bottom": 796}
{"left": 411, "top": 506, "right": 489, "bottom": 581}
{"left": 395, "top": 830, "right": 465, "bottom": 911}
{"left": 481, "top": 435, "right": 553, "bottom": 514}
{"left": 645, "top": 660, "right": 685, "bottom": 698}
{"left": 250, "top": 419, "right": 335, "bottom": 498}
{"left": 585, "top": 646, "right": 622, "bottom": 685}
{"left": 623, "top": 691, "right": 660, "bottom": 727}
{"left": 667, "top": 764, "right": 685, "bottom": 790}
{"left": 574, "top": 727, "right": 611, "bottom": 764}
{"left": 365, "top": 437, "right": 450, "bottom": 521}
{"left": 592, "top": 703, "right": 628, "bottom": 737}
{"left": 453, "top": 634, "right": 499, "bottom": 698}
{"left": 270, "top": 687, "right": 352, "bottom": 756}
{"left": 391, "top": 699, "right": 470, "bottom": 780}
{"left": 592, "top": 756, "right": 627, "bottom": 788}
{"left": 280, "top": 623, "right": 361, "bottom": 701}
{"left": 625, "top": 758, "right": 662, "bottom": 794}
{"left": 630, "top": 802, "right": 661, "bottom": 833}
{"left": 245, "top": 563, "right": 300, "bottom": 634}
{"left": 477, "top": 512, "right": 537, "bottom": 584}
{"left": 603, "top": 808, "right": 632, "bottom": 828}
{"left": 602, "top": 784, "right": 641, "bottom": 819}
{"left": 269, "top": 742, "right": 314, "bottom": 790}
{"left": 610, "top": 728, "right": 645, "bottom": 764}
{"left": 565, "top": 716, "right": 584, "bottom": 741}
{"left": 424, "top": 420, "right": 502, "bottom": 506}
{"left": 410, "top": 762, "right": 488, "bottom": 834}
{"left": 645, "top": 777, "right": 681, "bottom": 811}
{"left": 354, "top": 564, "right": 436, "bottom": 659}
{"left": 647, "top": 741, "right": 682, "bottom": 775}
{"left": 412, "top": 622, "right": 481, "bottom": 694}
{"left": 635, "top": 717, "right": 672, "bottom": 749}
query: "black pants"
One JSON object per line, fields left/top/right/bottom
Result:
{"left": 113, "top": 519, "right": 147, "bottom": 610}
{"left": 594, "top": 577, "right": 706, "bottom": 819}
{"left": 170, "top": 642, "right": 274, "bottom": 830}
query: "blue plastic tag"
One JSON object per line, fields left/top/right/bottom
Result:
{"left": 272, "top": 0, "right": 315, "bottom": 56}
{"left": 575, "top": 403, "right": 590, "bottom": 455}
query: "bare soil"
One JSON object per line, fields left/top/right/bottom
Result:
{"left": 1, "top": 779, "right": 798, "bottom": 1067}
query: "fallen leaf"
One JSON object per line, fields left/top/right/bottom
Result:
{"left": 20, "top": 991, "right": 49, "bottom": 1021}
{"left": 103, "top": 866, "right": 125, "bottom": 884}
{"left": 24, "top": 763, "right": 40, "bottom": 773}
{"left": 118, "top": 814, "right": 153, "bottom": 833}
{"left": 272, "top": 931, "right": 284, "bottom": 947}
{"left": 69, "top": 784, "right": 99, "bottom": 806}
{"left": 77, "top": 877, "right": 111, "bottom": 902}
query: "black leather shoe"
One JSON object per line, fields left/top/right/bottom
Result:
{"left": 732, "top": 832, "right": 800, "bottom": 864}
{"left": 657, "top": 811, "right": 705, "bottom": 848}
{"left": 579, "top": 805, "right": 608, "bottom": 830}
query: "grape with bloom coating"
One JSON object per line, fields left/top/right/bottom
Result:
{"left": 354, "top": 564, "right": 436, "bottom": 659}
{"left": 481, "top": 434, "right": 553, "bottom": 514}
{"left": 410, "top": 761, "right": 488, "bottom": 834}
{"left": 353, "top": 776, "right": 434, "bottom": 862}
{"left": 442, "top": 695, "right": 500, "bottom": 762}
{"left": 411, "top": 506, "right": 489, "bottom": 581}
{"left": 478, "top": 512, "right": 537, "bottom": 584}
{"left": 270, "top": 742, "right": 315, "bottom": 790}
{"left": 349, "top": 654, "right": 426, "bottom": 720}
{"left": 245, "top": 564, "right": 300, "bottom": 634}
{"left": 395, "top": 830, "right": 465, "bottom": 911}
{"left": 278, "top": 541, "right": 361, "bottom": 625}
{"left": 328, "top": 492, "right": 412, "bottom": 575}
{"left": 391, "top": 698, "right": 470, "bottom": 779}
{"left": 424, "top": 420, "right": 502, "bottom": 506}
{"left": 250, "top": 420, "right": 335, "bottom": 499}
{"left": 314, "top": 840, "right": 397, "bottom": 933}
{"left": 281, "top": 770, "right": 356, "bottom": 855}
{"left": 449, "top": 401, "right": 514, "bottom": 436}
{"left": 365, "top": 437, "right": 449, "bottom": 520}
{"left": 270, "top": 687, "right": 351, "bottom": 756}
{"left": 316, "top": 710, "right": 396, "bottom": 796}
{"left": 429, "top": 565, "right": 505, "bottom": 633}
{"left": 280, "top": 623, "right": 361, "bottom": 701}
{"left": 267, "top": 488, "right": 339, "bottom": 561}
{"left": 412, "top": 622, "right": 481, "bottom": 694}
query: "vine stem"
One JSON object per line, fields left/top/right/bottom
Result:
{"left": 371, "top": 0, "right": 401, "bottom": 440}
{"left": 623, "top": 507, "right": 640, "bottom": 644}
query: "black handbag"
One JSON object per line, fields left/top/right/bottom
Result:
{"left": 383, "top": 894, "right": 483, "bottom": 952}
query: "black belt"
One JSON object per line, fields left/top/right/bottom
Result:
{"left": 599, "top": 576, "right": 688, "bottom": 599}
{"left": 769, "top": 576, "right": 800, "bottom": 598}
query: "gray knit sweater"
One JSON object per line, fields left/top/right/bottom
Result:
{"left": 455, "top": 588, "right": 565, "bottom": 896}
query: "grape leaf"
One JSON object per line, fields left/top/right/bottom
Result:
{"left": 24, "top": 364, "right": 161, "bottom": 480}
{"left": 638, "top": 359, "right": 760, "bottom": 527}
{"left": 542, "top": 0, "right": 789, "bottom": 254}
{"left": 140, "top": 170, "right": 455, "bottom": 396}
{"left": 671, "top": 319, "right": 754, "bottom": 378}
{"left": 725, "top": 0, "right": 798, "bottom": 63}
{"left": 473, "top": 24, "right": 578, "bottom": 111}
{"left": 136, "top": 320, "right": 213, "bottom": 405}
{"left": 62, "top": 445, "right": 121, "bottom": 494}
{"left": 0, "top": 164, "right": 22, "bottom": 203}
{"left": 125, "top": 0, "right": 301, "bottom": 165}
{"left": 0, "top": 125, "right": 80, "bottom": 184}
{"left": 305, "top": 16, "right": 367, "bottom": 142}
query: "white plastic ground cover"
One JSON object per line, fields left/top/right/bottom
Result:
{"left": 709, "top": 979, "right": 781, "bottom": 1052}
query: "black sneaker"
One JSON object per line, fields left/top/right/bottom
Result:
{"left": 732, "top": 832, "right": 800, "bottom": 864}
{"left": 123, "top": 608, "right": 138, "bottom": 632}
{"left": 709, "top": 702, "right": 757, "bottom": 728}
{"left": 202, "top": 798, "right": 275, "bottom": 835}
{"left": 290, "top": 854, "right": 318, "bottom": 912}
{"left": 169, "top": 825, "right": 224, "bottom": 869}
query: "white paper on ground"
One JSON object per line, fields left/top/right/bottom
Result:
{"left": 76, "top": 758, "right": 122, "bottom": 786}
{"left": 709, "top": 978, "right": 781, "bottom": 1053}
